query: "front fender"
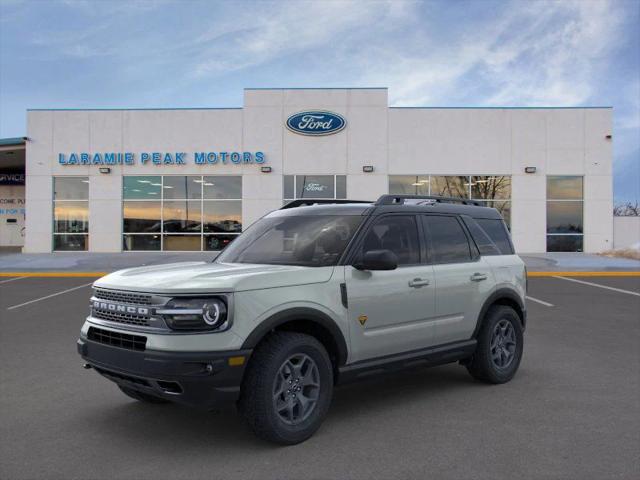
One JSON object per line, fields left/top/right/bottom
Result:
{"left": 241, "top": 306, "right": 349, "bottom": 366}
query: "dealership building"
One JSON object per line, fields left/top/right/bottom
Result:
{"left": 0, "top": 88, "right": 614, "bottom": 253}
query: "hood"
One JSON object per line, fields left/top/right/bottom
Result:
{"left": 93, "top": 261, "right": 335, "bottom": 294}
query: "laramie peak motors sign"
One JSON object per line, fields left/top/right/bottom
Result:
{"left": 286, "top": 111, "right": 346, "bottom": 136}
{"left": 57, "top": 151, "right": 265, "bottom": 166}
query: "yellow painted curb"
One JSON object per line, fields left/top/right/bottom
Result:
{"left": 0, "top": 272, "right": 106, "bottom": 277}
{"left": 527, "top": 271, "right": 640, "bottom": 277}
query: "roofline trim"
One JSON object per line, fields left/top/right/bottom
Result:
{"left": 27, "top": 107, "right": 242, "bottom": 112}
{"left": 244, "top": 87, "right": 388, "bottom": 90}
{"left": 0, "top": 137, "right": 27, "bottom": 146}
{"left": 26, "top": 105, "right": 613, "bottom": 113}
{"left": 389, "top": 106, "right": 613, "bottom": 110}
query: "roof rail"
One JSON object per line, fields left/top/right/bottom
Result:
{"left": 375, "top": 194, "right": 483, "bottom": 207}
{"left": 281, "top": 199, "right": 373, "bottom": 209}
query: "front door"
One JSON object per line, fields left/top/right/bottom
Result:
{"left": 345, "top": 215, "right": 436, "bottom": 363}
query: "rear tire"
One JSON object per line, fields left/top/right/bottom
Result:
{"left": 118, "top": 385, "right": 169, "bottom": 404}
{"left": 239, "top": 332, "right": 334, "bottom": 445}
{"left": 466, "top": 305, "right": 523, "bottom": 384}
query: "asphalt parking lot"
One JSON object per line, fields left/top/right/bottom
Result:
{"left": 1, "top": 275, "right": 639, "bottom": 480}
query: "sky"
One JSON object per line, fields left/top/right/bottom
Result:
{"left": 0, "top": 0, "right": 638, "bottom": 203}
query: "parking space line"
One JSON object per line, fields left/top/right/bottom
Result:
{"left": 526, "top": 295, "right": 554, "bottom": 307}
{"left": 554, "top": 276, "right": 640, "bottom": 297}
{"left": 6, "top": 282, "right": 94, "bottom": 311}
{"left": 0, "top": 277, "right": 26, "bottom": 285}
{"left": 0, "top": 272, "right": 106, "bottom": 277}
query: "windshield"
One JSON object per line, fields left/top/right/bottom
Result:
{"left": 216, "top": 215, "right": 364, "bottom": 267}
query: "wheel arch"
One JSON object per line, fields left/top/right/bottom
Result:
{"left": 472, "top": 288, "right": 526, "bottom": 338}
{"left": 241, "top": 307, "right": 349, "bottom": 369}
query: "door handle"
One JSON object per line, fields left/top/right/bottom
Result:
{"left": 470, "top": 273, "right": 488, "bottom": 282}
{"left": 409, "top": 278, "right": 430, "bottom": 288}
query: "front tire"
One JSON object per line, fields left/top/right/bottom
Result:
{"left": 466, "top": 305, "right": 523, "bottom": 384}
{"left": 239, "top": 332, "right": 334, "bottom": 445}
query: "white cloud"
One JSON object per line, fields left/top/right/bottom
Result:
{"left": 191, "top": 0, "right": 413, "bottom": 78}
{"left": 329, "top": 0, "right": 624, "bottom": 107}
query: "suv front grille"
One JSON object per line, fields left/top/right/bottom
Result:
{"left": 92, "top": 310, "right": 151, "bottom": 327}
{"left": 87, "top": 326, "right": 146, "bottom": 351}
{"left": 94, "top": 288, "right": 152, "bottom": 305}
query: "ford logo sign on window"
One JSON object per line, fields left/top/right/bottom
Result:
{"left": 286, "top": 111, "right": 346, "bottom": 136}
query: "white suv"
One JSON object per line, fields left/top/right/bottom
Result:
{"left": 78, "top": 195, "right": 526, "bottom": 444}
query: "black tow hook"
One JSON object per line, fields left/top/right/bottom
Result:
{"left": 82, "top": 363, "right": 92, "bottom": 370}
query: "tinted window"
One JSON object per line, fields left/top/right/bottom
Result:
{"left": 423, "top": 215, "right": 472, "bottom": 264}
{"left": 123, "top": 176, "right": 161, "bottom": 199}
{"left": 547, "top": 235, "right": 583, "bottom": 252}
{"left": 430, "top": 176, "right": 469, "bottom": 198}
{"left": 389, "top": 175, "right": 430, "bottom": 195}
{"left": 462, "top": 217, "right": 501, "bottom": 256}
{"left": 203, "top": 176, "right": 242, "bottom": 199}
{"left": 547, "top": 176, "right": 583, "bottom": 199}
{"left": 360, "top": 215, "right": 420, "bottom": 265}
{"left": 296, "top": 175, "right": 335, "bottom": 199}
{"left": 547, "top": 201, "right": 583, "bottom": 233}
{"left": 162, "top": 176, "right": 202, "bottom": 199}
{"left": 217, "top": 215, "right": 363, "bottom": 267}
{"left": 53, "top": 177, "right": 89, "bottom": 200}
{"left": 475, "top": 218, "right": 514, "bottom": 254}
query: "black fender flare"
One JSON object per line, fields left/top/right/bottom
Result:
{"left": 472, "top": 288, "right": 526, "bottom": 338}
{"left": 241, "top": 307, "right": 349, "bottom": 366}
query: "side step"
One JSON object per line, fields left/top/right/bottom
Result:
{"left": 337, "top": 339, "right": 477, "bottom": 384}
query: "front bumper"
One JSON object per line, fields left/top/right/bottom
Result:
{"left": 77, "top": 337, "right": 251, "bottom": 410}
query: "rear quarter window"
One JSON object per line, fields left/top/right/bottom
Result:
{"left": 475, "top": 218, "right": 514, "bottom": 255}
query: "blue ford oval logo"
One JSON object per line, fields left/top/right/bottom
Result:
{"left": 286, "top": 111, "right": 346, "bottom": 136}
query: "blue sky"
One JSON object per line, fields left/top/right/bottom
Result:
{"left": 1, "top": 0, "right": 638, "bottom": 203}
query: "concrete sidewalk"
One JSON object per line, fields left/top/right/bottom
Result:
{"left": 519, "top": 252, "right": 640, "bottom": 272}
{"left": 0, "top": 250, "right": 639, "bottom": 274}
{"left": 0, "top": 251, "right": 214, "bottom": 273}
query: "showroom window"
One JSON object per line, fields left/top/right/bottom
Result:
{"left": 122, "top": 175, "right": 242, "bottom": 251}
{"left": 389, "top": 175, "right": 511, "bottom": 226}
{"left": 53, "top": 177, "right": 89, "bottom": 251}
{"left": 283, "top": 175, "right": 347, "bottom": 203}
{"left": 546, "top": 176, "right": 583, "bottom": 252}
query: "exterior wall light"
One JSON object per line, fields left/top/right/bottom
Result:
{"left": 260, "top": 166, "right": 272, "bottom": 173}
{"left": 605, "top": 134, "right": 612, "bottom": 140}
{"left": 524, "top": 167, "right": 537, "bottom": 174}
{"left": 362, "top": 165, "right": 374, "bottom": 173}
{"left": 99, "top": 167, "right": 111, "bottom": 174}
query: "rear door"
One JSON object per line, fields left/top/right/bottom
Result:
{"left": 422, "top": 214, "right": 493, "bottom": 344}
{"left": 345, "top": 214, "right": 436, "bottom": 362}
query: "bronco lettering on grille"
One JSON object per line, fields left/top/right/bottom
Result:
{"left": 92, "top": 300, "right": 149, "bottom": 316}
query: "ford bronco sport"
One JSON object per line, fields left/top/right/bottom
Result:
{"left": 78, "top": 194, "right": 526, "bottom": 444}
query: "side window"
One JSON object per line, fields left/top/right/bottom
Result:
{"left": 423, "top": 215, "right": 472, "bottom": 264}
{"left": 462, "top": 216, "right": 501, "bottom": 256}
{"left": 476, "top": 218, "right": 514, "bottom": 254}
{"left": 359, "top": 215, "right": 420, "bottom": 265}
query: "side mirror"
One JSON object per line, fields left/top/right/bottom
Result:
{"left": 353, "top": 249, "right": 398, "bottom": 271}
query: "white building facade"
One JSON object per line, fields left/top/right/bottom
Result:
{"left": 23, "top": 88, "right": 613, "bottom": 253}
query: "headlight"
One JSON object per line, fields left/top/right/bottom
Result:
{"left": 156, "top": 297, "right": 229, "bottom": 331}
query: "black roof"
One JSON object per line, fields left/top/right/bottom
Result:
{"left": 272, "top": 196, "right": 504, "bottom": 220}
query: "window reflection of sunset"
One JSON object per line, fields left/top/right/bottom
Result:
{"left": 123, "top": 202, "right": 160, "bottom": 220}
{"left": 54, "top": 203, "right": 88, "bottom": 220}
{"left": 121, "top": 175, "right": 243, "bottom": 250}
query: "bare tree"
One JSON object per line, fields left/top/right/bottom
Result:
{"left": 613, "top": 202, "right": 639, "bottom": 216}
